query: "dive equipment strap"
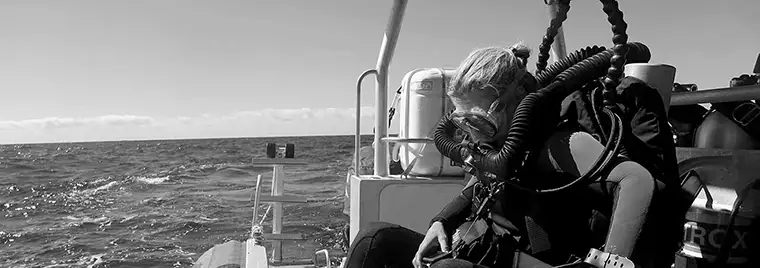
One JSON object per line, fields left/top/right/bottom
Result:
{"left": 582, "top": 248, "right": 634, "bottom": 268}
{"left": 388, "top": 86, "right": 402, "bottom": 128}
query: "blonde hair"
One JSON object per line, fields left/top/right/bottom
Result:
{"left": 448, "top": 42, "right": 534, "bottom": 102}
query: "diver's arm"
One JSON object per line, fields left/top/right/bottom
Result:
{"left": 617, "top": 77, "right": 679, "bottom": 186}
{"left": 429, "top": 175, "right": 477, "bottom": 234}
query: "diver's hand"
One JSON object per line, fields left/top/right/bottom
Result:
{"left": 412, "top": 221, "right": 449, "bottom": 268}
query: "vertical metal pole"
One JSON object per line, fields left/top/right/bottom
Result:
{"left": 373, "top": 0, "right": 408, "bottom": 177}
{"left": 251, "top": 174, "right": 263, "bottom": 236}
{"left": 271, "top": 165, "right": 285, "bottom": 262}
{"left": 546, "top": 0, "right": 568, "bottom": 62}
{"left": 355, "top": 69, "right": 378, "bottom": 176}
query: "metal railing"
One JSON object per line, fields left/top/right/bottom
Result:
{"left": 251, "top": 158, "right": 311, "bottom": 265}
{"left": 670, "top": 84, "right": 760, "bottom": 106}
{"left": 352, "top": 0, "right": 408, "bottom": 177}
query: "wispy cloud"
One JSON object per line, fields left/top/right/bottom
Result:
{"left": 0, "top": 115, "right": 155, "bottom": 130}
{"left": 0, "top": 107, "right": 377, "bottom": 144}
{"left": 0, "top": 107, "right": 376, "bottom": 131}
{"left": 223, "top": 107, "right": 375, "bottom": 122}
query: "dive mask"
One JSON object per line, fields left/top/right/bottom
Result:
{"left": 450, "top": 99, "right": 506, "bottom": 138}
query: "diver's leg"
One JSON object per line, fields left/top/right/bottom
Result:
{"left": 588, "top": 161, "right": 655, "bottom": 259}
{"left": 562, "top": 131, "right": 656, "bottom": 259}
{"left": 344, "top": 221, "right": 424, "bottom": 268}
{"left": 534, "top": 131, "right": 656, "bottom": 266}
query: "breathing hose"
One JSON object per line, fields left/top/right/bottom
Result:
{"left": 535, "top": 45, "right": 607, "bottom": 87}
{"left": 434, "top": 0, "right": 648, "bottom": 192}
{"left": 535, "top": 0, "right": 571, "bottom": 75}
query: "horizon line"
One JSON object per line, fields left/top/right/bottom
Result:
{"left": 0, "top": 133, "right": 402, "bottom": 146}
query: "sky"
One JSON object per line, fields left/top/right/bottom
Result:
{"left": 0, "top": 0, "right": 757, "bottom": 144}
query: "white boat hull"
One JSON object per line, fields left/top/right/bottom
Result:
{"left": 193, "top": 239, "right": 268, "bottom": 268}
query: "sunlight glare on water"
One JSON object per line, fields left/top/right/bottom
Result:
{"left": 0, "top": 135, "right": 368, "bottom": 267}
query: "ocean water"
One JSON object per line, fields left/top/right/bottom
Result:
{"left": 0, "top": 135, "right": 373, "bottom": 268}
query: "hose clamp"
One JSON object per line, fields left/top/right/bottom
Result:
{"left": 463, "top": 154, "right": 476, "bottom": 174}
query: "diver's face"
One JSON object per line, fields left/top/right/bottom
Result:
{"left": 450, "top": 87, "right": 516, "bottom": 144}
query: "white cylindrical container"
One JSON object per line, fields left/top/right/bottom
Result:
{"left": 623, "top": 63, "right": 677, "bottom": 115}
{"left": 397, "top": 68, "right": 464, "bottom": 177}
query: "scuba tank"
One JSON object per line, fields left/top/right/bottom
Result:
{"left": 694, "top": 74, "right": 760, "bottom": 150}
{"left": 694, "top": 110, "right": 760, "bottom": 150}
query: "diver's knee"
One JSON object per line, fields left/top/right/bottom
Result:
{"left": 611, "top": 161, "right": 656, "bottom": 193}
{"left": 537, "top": 131, "right": 604, "bottom": 177}
{"left": 353, "top": 221, "right": 417, "bottom": 247}
{"left": 355, "top": 222, "right": 399, "bottom": 238}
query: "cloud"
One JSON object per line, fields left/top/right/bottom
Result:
{"left": 225, "top": 107, "right": 375, "bottom": 122}
{"left": 0, "top": 115, "right": 155, "bottom": 130}
{"left": 0, "top": 107, "right": 380, "bottom": 144}
{"left": 0, "top": 107, "right": 375, "bottom": 131}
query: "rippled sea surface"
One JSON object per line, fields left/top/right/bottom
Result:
{"left": 1, "top": 135, "right": 372, "bottom": 268}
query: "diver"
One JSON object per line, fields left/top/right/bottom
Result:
{"left": 342, "top": 42, "right": 678, "bottom": 268}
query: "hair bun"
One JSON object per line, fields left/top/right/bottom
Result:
{"left": 509, "top": 42, "right": 531, "bottom": 68}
